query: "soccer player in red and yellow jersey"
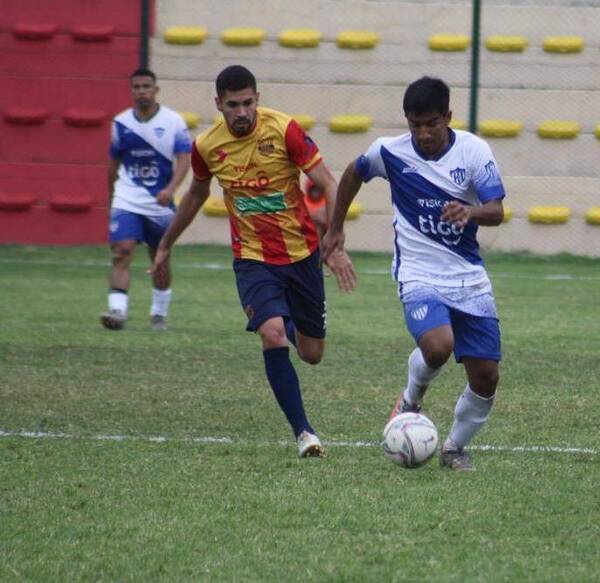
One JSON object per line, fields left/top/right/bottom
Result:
{"left": 151, "top": 65, "right": 356, "bottom": 457}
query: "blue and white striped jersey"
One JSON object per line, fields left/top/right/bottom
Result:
{"left": 109, "top": 105, "right": 192, "bottom": 216}
{"left": 356, "top": 129, "right": 505, "bottom": 287}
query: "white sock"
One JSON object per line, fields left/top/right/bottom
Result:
{"left": 403, "top": 347, "right": 442, "bottom": 406}
{"left": 444, "top": 384, "right": 495, "bottom": 451}
{"left": 108, "top": 291, "right": 128, "bottom": 314}
{"left": 150, "top": 288, "right": 172, "bottom": 317}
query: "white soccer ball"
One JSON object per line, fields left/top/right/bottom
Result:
{"left": 382, "top": 412, "right": 439, "bottom": 468}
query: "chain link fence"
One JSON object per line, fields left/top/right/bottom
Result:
{"left": 152, "top": 0, "right": 600, "bottom": 256}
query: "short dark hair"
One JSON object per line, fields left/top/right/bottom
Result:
{"left": 216, "top": 65, "right": 257, "bottom": 97}
{"left": 403, "top": 77, "right": 450, "bottom": 116}
{"left": 130, "top": 68, "right": 157, "bottom": 82}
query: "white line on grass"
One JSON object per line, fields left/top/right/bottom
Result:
{"left": 0, "top": 430, "right": 595, "bottom": 455}
{"left": 2, "top": 258, "right": 600, "bottom": 282}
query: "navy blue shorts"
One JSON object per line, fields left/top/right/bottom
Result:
{"left": 403, "top": 299, "right": 501, "bottom": 363}
{"left": 109, "top": 209, "right": 173, "bottom": 248}
{"left": 233, "top": 251, "right": 326, "bottom": 338}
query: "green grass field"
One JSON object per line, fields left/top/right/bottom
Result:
{"left": 1, "top": 244, "right": 599, "bottom": 582}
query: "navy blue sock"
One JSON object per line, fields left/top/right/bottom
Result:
{"left": 285, "top": 319, "right": 297, "bottom": 348}
{"left": 263, "top": 347, "right": 313, "bottom": 437}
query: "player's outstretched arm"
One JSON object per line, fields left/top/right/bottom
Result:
{"left": 150, "top": 177, "right": 211, "bottom": 276}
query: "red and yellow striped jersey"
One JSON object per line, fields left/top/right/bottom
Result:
{"left": 192, "top": 107, "right": 321, "bottom": 265}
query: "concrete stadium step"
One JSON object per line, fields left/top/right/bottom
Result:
{"left": 158, "top": 79, "right": 600, "bottom": 131}
{"left": 151, "top": 38, "right": 600, "bottom": 90}
{"left": 155, "top": 0, "right": 600, "bottom": 46}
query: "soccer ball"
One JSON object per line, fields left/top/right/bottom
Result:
{"left": 382, "top": 412, "right": 439, "bottom": 468}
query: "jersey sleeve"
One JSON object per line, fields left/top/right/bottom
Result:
{"left": 108, "top": 120, "right": 123, "bottom": 159}
{"left": 191, "top": 141, "right": 211, "bottom": 180}
{"left": 470, "top": 140, "right": 506, "bottom": 202}
{"left": 284, "top": 119, "right": 321, "bottom": 172}
{"left": 355, "top": 138, "right": 388, "bottom": 183}
{"left": 173, "top": 115, "right": 193, "bottom": 154}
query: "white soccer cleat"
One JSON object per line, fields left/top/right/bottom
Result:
{"left": 150, "top": 314, "right": 167, "bottom": 331}
{"left": 296, "top": 430, "right": 325, "bottom": 458}
{"left": 100, "top": 309, "right": 127, "bottom": 330}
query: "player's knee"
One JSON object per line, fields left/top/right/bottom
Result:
{"left": 471, "top": 371, "right": 499, "bottom": 398}
{"left": 422, "top": 345, "right": 452, "bottom": 369}
{"left": 298, "top": 348, "right": 323, "bottom": 365}
{"left": 259, "top": 326, "right": 287, "bottom": 349}
{"left": 111, "top": 247, "right": 133, "bottom": 266}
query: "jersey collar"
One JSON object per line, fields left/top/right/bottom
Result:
{"left": 411, "top": 128, "right": 456, "bottom": 162}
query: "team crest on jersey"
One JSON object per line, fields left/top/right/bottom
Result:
{"left": 258, "top": 138, "right": 275, "bottom": 155}
{"left": 485, "top": 160, "right": 497, "bottom": 178}
{"left": 450, "top": 167, "right": 466, "bottom": 185}
{"left": 154, "top": 127, "right": 165, "bottom": 138}
{"left": 410, "top": 305, "right": 428, "bottom": 321}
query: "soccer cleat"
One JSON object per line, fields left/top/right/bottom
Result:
{"left": 389, "top": 392, "right": 422, "bottom": 420}
{"left": 296, "top": 431, "right": 325, "bottom": 458}
{"left": 440, "top": 448, "right": 474, "bottom": 471}
{"left": 150, "top": 314, "right": 167, "bottom": 331}
{"left": 100, "top": 309, "right": 127, "bottom": 330}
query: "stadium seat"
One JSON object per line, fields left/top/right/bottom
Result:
{"left": 203, "top": 196, "right": 228, "bottom": 217}
{"left": 450, "top": 119, "right": 467, "bottom": 130}
{"left": 479, "top": 119, "right": 523, "bottom": 138}
{"left": 595, "top": 124, "right": 600, "bottom": 139}
{"left": 428, "top": 34, "right": 470, "bottom": 51}
{"left": 537, "top": 121, "right": 581, "bottom": 139}
{"left": 70, "top": 25, "right": 114, "bottom": 42}
{"left": 336, "top": 30, "right": 380, "bottom": 49}
{"left": 528, "top": 206, "right": 571, "bottom": 224}
{"left": 221, "top": 28, "right": 266, "bottom": 46}
{"left": 63, "top": 108, "right": 107, "bottom": 126}
{"left": 485, "top": 35, "right": 528, "bottom": 52}
{"left": 164, "top": 26, "right": 208, "bottom": 44}
{"left": 4, "top": 107, "right": 49, "bottom": 125}
{"left": 0, "top": 193, "right": 37, "bottom": 211}
{"left": 49, "top": 194, "right": 95, "bottom": 212}
{"left": 179, "top": 111, "right": 201, "bottom": 129}
{"left": 502, "top": 206, "right": 513, "bottom": 222}
{"left": 346, "top": 201, "right": 362, "bottom": 220}
{"left": 278, "top": 29, "right": 321, "bottom": 48}
{"left": 585, "top": 207, "right": 600, "bottom": 225}
{"left": 292, "top": 114, "right": 316, "bottom": 130}
{"left": 329, "top": 114, "right": 372, "bottom": 133}
{"left": 12, "top": 22, "right": 57, "bottom": 40}
{"left": 543, "top": 36, "right": 585, "bottom": 53}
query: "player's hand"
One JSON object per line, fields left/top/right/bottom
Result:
{"left": 148, "top": 246, "right": 171, "bottom": 280}
{"left": 441, "top": 200, "right": 471, "bottom": 229}
{"left": 324, "top": 248, "right": 357, "bottom": 293}
{"left": 320, "top": 230, "right": 345, "bottom": 263}
{"left": 156, "top": 188, "right": 174, "bottom": 207}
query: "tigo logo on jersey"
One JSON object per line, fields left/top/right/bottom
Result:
{"left": 154, "top": 127, "right": 165, "bottom": 139}
{"left": 410, "top": 305, "right": 428, "bottom": 321}
{"left": 450, "top": 167, "right": 466, "bottom": 185}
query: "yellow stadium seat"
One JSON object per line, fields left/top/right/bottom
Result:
{"left": 502, "top": 206, "right": 513, "bottom": 222}
{"left": 428, "top": 34, "right": 470, "bottom": 51}
{"left": 449, "top": 119, "right": 467, "bottom": 130}
{"left": 528, "top": 206, "right": 571, "bottom": 224}
{"left": 203, "top": 197, "right": 229, "bottom": 217}
{"left": 485, "top": 35, "right": 528, "bottom": 52}
{"left": 594, "top": 124, "right": 600, "bottom": 139}
{"left": 329, "top": 115, "right": 372, "bottom": 133}
{"left": 336, "top": 30, "right": 380, "bottom": 49}
{"left": 179, "top": 111, "right": 201, "bottom": 129}
{"left": 543, "top": 36, "right": 585, "bottom": 53}
{"left": 346, "top": 201, "right": 362, "bottom": 220}
{"left": 479, "top": 119, "right": 523, "bottom": 138}
{"left": 278, "top": 29, "right": 321, "bottom": 48}
{"left": 585, "top": 207, "right": 600, "bottom": 225}
{"left": 164, "top": 26, "right": 208, "bottom": 45}
{"left": 221, "top": 27, "right": 266, "bottom": 46}
{"left": 537, "top": 121, "right": 581, "bottom": 139}
{"left": 292, "top": 114, "right": 316, "bottom": 131}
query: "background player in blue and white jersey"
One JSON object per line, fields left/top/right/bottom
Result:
{"left": 322, "top": 77, "right": 506, "bottom": 470}
{"left": 101, "top": 68, "right": 192, "bottom": 331}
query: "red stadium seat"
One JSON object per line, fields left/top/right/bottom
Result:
{"left": 71, "top": 25, "right": 114, "bottom": 42}
{"left": 4, "top": 106, "right": 49, "bottom": 125}
{"left": 12, "top": 22, "right": 57, "bottom": 40}
{"left": 63, "top": 108, "right": 107, "bottom": 127}
{"left": 0, "top": 193, "right": 37, "bottom": 210}
{"left": 50, "top": 194, "right": 95, "bottom": 212}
